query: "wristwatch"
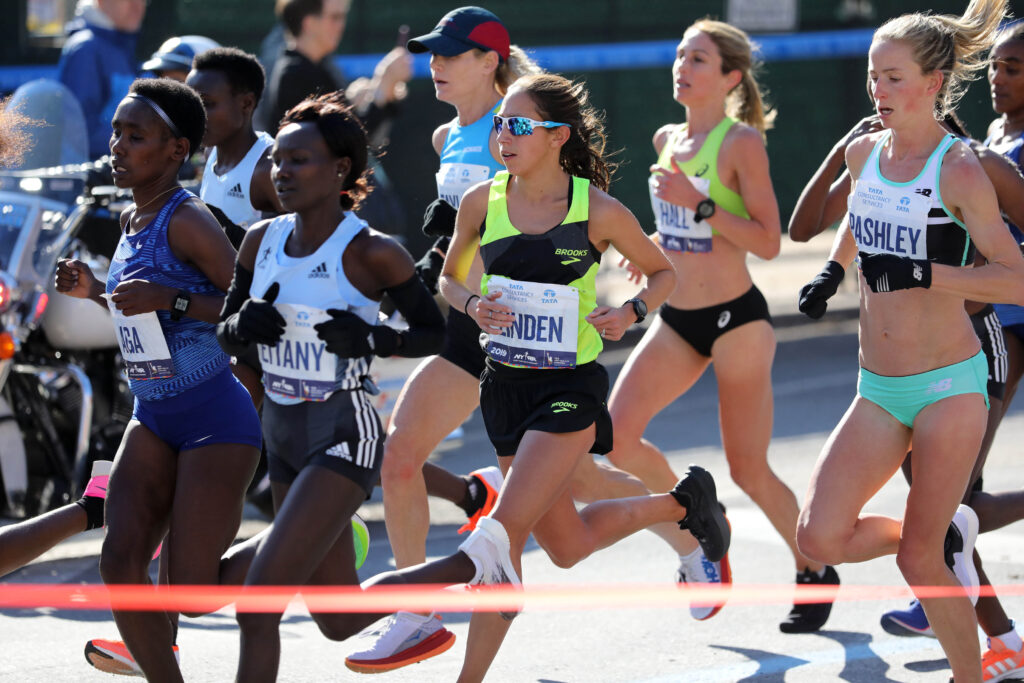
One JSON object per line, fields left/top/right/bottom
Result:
{"left": 693, "top": 197, "right": 716, "bottom": 223}
{"left": 624, "top": 297, "right": 648, "bottom": 324}
{"left": 170, "top": 289, "right": 191, "bottom": 321}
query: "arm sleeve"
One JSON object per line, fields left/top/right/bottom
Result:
{"left": 215, "top": 261, "right": 255, "bottom": 357}
{"left": 375, "top": 274, "right": 445, "bottom": 358}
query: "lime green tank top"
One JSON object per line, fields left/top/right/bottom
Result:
{"left": 650, "top": 116, "right": 749, "bottom": 252}
{"left": 479, "top": 171, "right": 602, "bottom": 368}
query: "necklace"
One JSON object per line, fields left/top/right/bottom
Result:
{"left": 132, "top": 186, "right": 180, "bottom": 216}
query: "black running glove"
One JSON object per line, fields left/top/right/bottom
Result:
{"left": 798, "top": 261, "right": 845, "bottom": 320}
{"left": 315, "top": 309, "right": 400, "bottom": 358}
{"left": 222, "top": 282, "right": 286, "bottom": 346}
{"left": 414, "top": 236, "right": 450, "bottom": 295}
{"left": 422, "top": 198, "right": 457, "bottom": 237}
{"left": 859, "top": 252, "right": 931, "bottom": 293}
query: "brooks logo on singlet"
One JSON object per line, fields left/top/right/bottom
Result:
{"left": 551, "top": 401, "right": 577, "bottom": 413}
{"left": 227, "top": 183, "right": 245, "bottom": 198}
{"left": 308, "top": 262, "right": 329, "bottom": 279}
{"left": 556, "top": 248, "right": 588, "bottom": 265}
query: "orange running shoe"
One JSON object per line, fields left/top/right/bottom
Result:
{"left": 458, "top": 466, "right": 503, "bottom": 534}
{"left": 983, "top": 632, "right": 1024, "bottom": 682}
{"left": 84, "top": 638, "right": 179, "bottom": 677}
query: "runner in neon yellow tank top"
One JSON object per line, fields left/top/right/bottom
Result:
{"left": 607, "top": 19, "right": 836, "bottom": 630}
{"left": 355, "top": 73, "right": 729, "bottom": 681}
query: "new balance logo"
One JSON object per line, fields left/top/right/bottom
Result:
{"left": 308, "top": 262, "right": 329, "bottom": 279}
{"left": 227, "top": 182, "right": 245, "bottom": 199}
{"left": 551, "top": 401, "right": 577, "bottom": 413}
{"left": 925, "top": 378, "right": 953, "bottom": 394}
{"left": 914, "top": 188, "right": 932, "bottom": 197}
{"left": 913, "top": 264, "right": 923, "bottom": 281}
{"left": 325, "top": 443, "right": 352, "bottom": 460}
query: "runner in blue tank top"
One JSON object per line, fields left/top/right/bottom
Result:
{"left": 794, "top": 4, "right": 1024, "bottom": 680}
{"left": 55, "top": 78, "right": 263, "bottom": 681}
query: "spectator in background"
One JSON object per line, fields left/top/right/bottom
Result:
{"left": 259, "top": 0, "right": 411, "bottom": 138}
{"left": 57, "top": 0, "right": 146, "bottom": 159}
{"left": 142, "top": 35, "right": 221, "bottom": 82}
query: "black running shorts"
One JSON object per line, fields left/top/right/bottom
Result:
{"left": 479, "top": 359, "right": 613, "bottom": 457}
{"left": 262, "top": 389, "right": 383, "bottom": 496}
{"left": 659, "top": 285, "right": 772, "bottom": 357}
{"left": 439, "top": 308, "right": 488, "bottom": 379}
{"left": 970, "top": 304, "right": 1007, "bottom": 401}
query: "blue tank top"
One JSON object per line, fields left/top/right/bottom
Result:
{"left": 984, "top": 129, "right": 1024, "bottom": 326}
{"left": 106, "top": 188, "right": 230, "bottom": 401}
{"left": 436, "top": 103, "right": 505, "bottom": 209}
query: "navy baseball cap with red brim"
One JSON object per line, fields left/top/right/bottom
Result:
{"left": 407, "top": 6, "right": 510, "bottom": 62}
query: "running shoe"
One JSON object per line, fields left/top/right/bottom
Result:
{"left": 880, "top": 599, "right": 935, "bottom": 637}
{"left": 669, "top": 465, "right": 731, "bottom": 563}
{"left": 351, "top": 513, "right": 370, "bottom": 570}
{"left": 945, "top": 504, "right": 980, "bottom": 606}
{"left": 676, "top": 543, "right": 731, "bottom": 621}
{"left": 457, "top": 516, "right": 522, "bottom": 619}
{"left": 83, "top": 460, "right": 112, "bottom": 498}
{"left": 84, "top": 639, "right": 179, "bottom": 677}
{"left": 983, "top": 631, "right": 1024, "bottom": 681}
{"left": 344, "top": 612, "right": 456, "bottom": 674}
{"left": 779, "top": 565, "right": 840, "bottom": 633}
{"left": 458, "top": 466, "right": 503, "bottom": 534}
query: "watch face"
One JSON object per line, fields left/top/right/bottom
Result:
{"left": 635, "top": 299, "right": 647, "bottom": 317}
{"left": 174, "top": 297, "right": 189, "bottom": 312}
{"left": 698, "top": 200, "right": 715, "bottom": 218}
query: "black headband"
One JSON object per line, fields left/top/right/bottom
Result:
{"left": 126, "top": 93, "right": 184, "bottom": 139}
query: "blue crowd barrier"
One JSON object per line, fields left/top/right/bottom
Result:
{"left": 0, "top": 28, "right": 877, "bottom": 94}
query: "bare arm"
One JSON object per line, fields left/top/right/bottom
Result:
{"left": 439, "top": 181, "right": 494, "bottom": 324}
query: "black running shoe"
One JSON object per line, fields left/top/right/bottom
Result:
{"left": 779, "top": 565, "right": 840, "bottom": 633}
{"left": 669, "top": 465, "right": 731, "bottom": 563}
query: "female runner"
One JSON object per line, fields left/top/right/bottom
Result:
{"left": 216, "top": 93, "right": 447, "bottom": 681}
{"left": 608, "top": 19, "right": 830, "bottom": 629}
{"left": 363, "top": 72, "right": 730, "bottom": 682}
{"left": 795, "top": 2, "right": 1024, "bottom": 680}
{"left": 55, "top": 78, "right": 263, "bottom": 681}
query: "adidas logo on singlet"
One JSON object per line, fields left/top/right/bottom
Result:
{"left": 308, "top": 262, "right": 329, "bottom": 279}
{"left": 227, "top": 183, "right": 245, "bottom": 198}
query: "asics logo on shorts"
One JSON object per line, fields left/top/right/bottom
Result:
{"left": 717, "top": 310, "right": 731, "bottom": 329}
{"left": 551, "top": 401, "right": 577, "bottom": 413}
{"left": 925, "top": 378, "right": 953, "bottom": 394}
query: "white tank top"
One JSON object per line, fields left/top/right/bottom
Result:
{"left": 250, "top": 212, "right": 380, "bottom": 404}
{"left": 200, "top": 131, "right": 274, "bottom": 230}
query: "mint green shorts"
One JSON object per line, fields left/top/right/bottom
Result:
{"left": 857, "top": 350, "right": 989, "bottom": 428}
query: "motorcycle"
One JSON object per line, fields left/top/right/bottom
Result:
{"left": 0, "top": 80, "right": 132, "bottom": 517}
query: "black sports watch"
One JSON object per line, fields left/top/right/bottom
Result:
{"left": 693, "top": 197, "right": 716, "bottom": 223}
{"left": 170, "top": 289, "right": 191, "bottom": 321}
{"left": 625, "top": 297, "right": 648, "bottom": 324}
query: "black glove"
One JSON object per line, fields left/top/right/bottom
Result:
{"left": 859, "top": 252, "right": 931, "bottom": 293}
{"left": 422, "top": 198, "right": 457, "bottom": 237}
{"left": 223, "top": 282, "right": 285, "bottom": 345}
{"left": 415, "top": 236, "right": 450, "bottom": 294}
{"left": 314, "top": 309, "right": 400, "bottom": 358}
{"left": 798, "top": 260, "right": 845, "bottom": 320}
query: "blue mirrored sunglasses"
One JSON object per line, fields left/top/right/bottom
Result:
{"left": 493, "top": 115, "right": 571, "bottom": 136}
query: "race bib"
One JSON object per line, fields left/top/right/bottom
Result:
{"left": 848, "top": 179, "right": 930, "bottom": 258}
{"left": 484, "top": 277, "right": 579, "bottom": 369}
{"left": 436, "top": 162, "right": 492, "bottom": 209}
{"left": 107, "top": 301, "right": 174, "bottom": 380}
{"left": 259, "top": 303, "right": 337, "bottom": 401}
{"left": 649, "top": 175, "right": 713, "bottom": 253}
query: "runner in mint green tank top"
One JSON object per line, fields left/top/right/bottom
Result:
{"left": 608, "top": 19, "right": 839, "bottom": 630}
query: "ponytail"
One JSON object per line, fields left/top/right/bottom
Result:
{"left": 874, "top": 0, "right": 1008, "bottom": 117}
{"left": 690, "top": 19, "right": 776, "bottom": 137}
{"left": 494, "top": 45, "right": 544, "bottom": 95}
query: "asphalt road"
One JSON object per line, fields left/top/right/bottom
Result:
{"left": 3, "top": 319, "right": 1024, "bottom": 682}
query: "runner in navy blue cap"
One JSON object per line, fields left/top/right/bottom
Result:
{"left": 407, "top": 6, "right": 511, "bottom": 62}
